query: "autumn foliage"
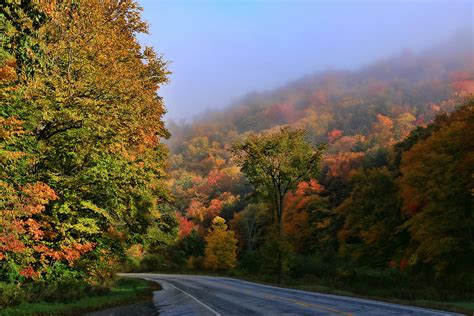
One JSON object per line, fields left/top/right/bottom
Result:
{"left": 2, "top": 0, "right": 473, "bottom": 306}
{"left": 398, "top": 102, "right": 474, "bottom": 276}
{"left": 165, "top": 41, "right": 473, "bottom": 298}
{"left": 1, "top": 0, "right": 175, "bottom": 304}
{"left": 203, "top": 217, "right": 238, "bottom": 271}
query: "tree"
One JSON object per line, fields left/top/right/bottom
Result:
{"left": 231, "top": 202, "right": 267, "bottom": 252}
{"left": 0, "top": 1, "right": 96, "bottom": 282}
{"left": 1, "top": 0, "right": 174, "bottom": 286}
{"left": 232, "top": 127, "right": 324, "bottom": 235}
{"left": 283, "top": 180, "right": 325, "bottom": 253}
{"left": 232, "top": 127, "right": 324, "bottom": 281}
{"left": 1, "top": 0, "right": 47, "bottom": 81}
{"left": 398, "top": 100, "right": 474, "bottom": 277}
{"left": 30, "top": 0, "right": 172, "bottom": 267}
{"left": 203, "top": 217, "right": 237, "bottom": 271}
{"left": 336, "top": 167, "right": 403, "bottom": 267}
{"left": 176, "top": 212, "right": 194, "bottom": 239}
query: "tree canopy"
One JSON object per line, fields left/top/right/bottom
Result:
{"left": 232, "top": 127, "right": 324, "bottom": 234}
{"left": 1, "top": 0, "right": 175, "bottom": 288}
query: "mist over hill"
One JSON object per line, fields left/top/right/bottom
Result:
{"left": 168, "top": 31, "right": 473, "bottom": 150}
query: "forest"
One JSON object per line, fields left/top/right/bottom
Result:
{"left": 1, "top": 0, "right": 473, "bottom": 313}
{"left": 162, "top": 34, "right": 474, "bottom": 300}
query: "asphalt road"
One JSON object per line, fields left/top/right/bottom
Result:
{"left": 120, "top": 273, "right": 460, "bottom": 316}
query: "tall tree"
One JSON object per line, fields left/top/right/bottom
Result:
{"left": 232, "top": 127, "right": 324, "bottom": 281}
{"left": 1, "top": 0, "right": 175, "bottom": 284}
{"left": 232, "top": 127, "right": 324, "bottom": 235}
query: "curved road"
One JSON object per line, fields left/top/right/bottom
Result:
{"left": 120, "top": 273, "right": 460, "bottom": 316}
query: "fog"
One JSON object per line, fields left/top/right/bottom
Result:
{"left": 137, "top": 0, "right": 473, "bottom": 122}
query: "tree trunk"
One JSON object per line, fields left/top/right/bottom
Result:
{"left": 277, "top": 252, "right": 282, "bottom": 284}
{"left": 276, "top": 193, "right": 284, "bottom": 284}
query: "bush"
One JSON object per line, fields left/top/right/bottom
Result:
{"left": 186, "top": 255, "right": 204, "bottom": 270}
{"left": 0, "top": 282, "right": 24, "bottom": 308}
{"left": 22, "top": 278, "right": 94, "bottom": 303}
{"left": 259, "top": 234, "right": 293, "bottom": 276}
{"left": 238, "top": 251, "right": 261, "bottom": 274}
{"left": 0, "top": 278, "right": 96, "bottom": 308}
{"left": 290, "top": 254, "right": 336, "bottom": 278}
{"left": 139, "top": 253, "right": 170, "bottom": 272}
{"left": 122, "top": 244, "right": 145, "bottom": 272}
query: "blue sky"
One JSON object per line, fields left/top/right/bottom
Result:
{"left": 137, "top": 0, "right": 473, "bottom": 122}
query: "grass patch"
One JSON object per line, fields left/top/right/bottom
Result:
{"left": 0, "top": 278, "right": 159, "bottom": 316}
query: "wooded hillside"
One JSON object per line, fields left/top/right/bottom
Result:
{"left": 163, "top": 43, "right": 473, "bottom": 299}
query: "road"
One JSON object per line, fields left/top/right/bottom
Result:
{"left": 120, "top": 273, "right": 460, "bottom": 316}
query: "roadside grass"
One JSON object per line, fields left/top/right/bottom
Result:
{"left": 0, "top": 278, "right": 159, "bottom": 316}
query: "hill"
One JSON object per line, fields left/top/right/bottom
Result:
{"left": 160, "top": 36, "right": 474, "bottom": 301}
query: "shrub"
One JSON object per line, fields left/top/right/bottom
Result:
{"left": 123, "top": 244, "right": 145, "bottom": 272}
{"left": 238, "top": 251, "right": 261, "bottom": 274}
{"left": 186, "top": 255, "right": 204, "bottom": 270}
{"left": 259, "top": 234, "right": 293, "bottom": 276}
{"left": 0, "top": 278, "right": 96, "bottom": 308}
{"left": 290, "top": 254, "right": 337, "bottom": 278}
{"left": 22, "top": 278, "right": 93, "bottom": 303}
{"left": 139, "top": 253, "right": 170, "bottom": 272}
{"left": 0, "top": 282, "right": 24, "bottom": 308}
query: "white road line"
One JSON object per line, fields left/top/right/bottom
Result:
{"left": 165, "top": 281, "right": 222, "bottom": 316}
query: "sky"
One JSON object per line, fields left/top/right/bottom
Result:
{"left": 137, "top": 0, "right": 473, "bottom": 122}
